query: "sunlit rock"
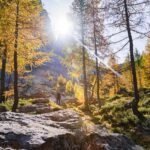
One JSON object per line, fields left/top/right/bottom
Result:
{"left": 0, "top": 109, "right": 144, "bottom": 150}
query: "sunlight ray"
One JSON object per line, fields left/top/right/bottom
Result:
{"left": 74, "top": 36, "right": 125, "bottom": 80}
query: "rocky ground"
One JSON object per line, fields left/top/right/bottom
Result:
{"left": 0, "top": 109, "right": 144, "bottom": 150}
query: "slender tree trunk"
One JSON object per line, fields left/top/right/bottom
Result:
{"left": 94, "top": 28, "right": 101, "bottom": 106}
{"left": 124, "top": 0, "right": 145, "bottom": 120}
{"left": 80, "top": 0, "right": 89, "bottom": 109}
{"left": 0, "top": 42, "right": 7, "bottom": 103}
{"left": 92, "top": 0, "right": 101, "bottom": 107}
{"left": 12, "top": 0, "right": 19, "bottom": 112}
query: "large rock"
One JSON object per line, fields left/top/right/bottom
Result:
{"left": 0, "top": 109, "right": 143, "bottom": 150}
{"left": 19, "top": 105, "right": 37, "bottom": 113}
{"left": 32, "top": 98, "right": 50, "bottom": 104}
{"left": 19, "top": 98, "right": 51, "bottom": 114}
{"left": 19, "top": 104, "right": 51, "bottom": 114}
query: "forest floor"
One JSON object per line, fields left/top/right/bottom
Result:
{"left": 63, "top": 88, "right": 150, "bottom": 149}
{"left": 0, "top": 88, "right": 150, "bottom": 149}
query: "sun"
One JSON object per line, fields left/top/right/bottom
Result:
{"left": 53, "top": 16, "right": 73, "bottom": 39}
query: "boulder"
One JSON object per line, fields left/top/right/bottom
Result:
{"left": 32, "top": 98, "right": 49, "bottom": 104}
{"left": 62, "top": 96, "right": 77, "bottom": 104}
{"left": 19, "top": 104, "right": 51, "bottom": 114}
{"left": 20, "top": 87, "right": 51, "bottom": 98}
{"left": 36, "top": 106, "right": 51, "bottom": 114}
{"left": 19, "top": 98, "right": 51, "bottom": 114}
{"left": 0, "top": 109, "right": 144, "bottom": 150}
{"left": 19, "top": 105, "right": 37, "bottom": 113}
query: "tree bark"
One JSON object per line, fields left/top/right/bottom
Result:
{"left": 80, "top": 0, "right": 89, "bottom": 109}
{"left": 124, "top": 0, "right": 145, "bottom": 120}
{"left": 0, "top": 42, "right": 7, "bottom": 103}
{"left": 92, "top": 0, "right": 101, "bottom": 107}
{"left": 94, "top": 24, "right": 101, "bottom": 106}
{"left": 12, "top": 0, "right": 19, "bottom": 112}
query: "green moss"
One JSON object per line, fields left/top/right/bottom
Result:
{"left": 108, "top": 94, "right": 122, "bottom": 101}
{"left": 19, "top": 99, "right": 33, "bottom": 107}
{"left": 49, "top": 101, "right": 62, "bottom": 110}
{"left": 0, "top": 99, "right": 33, "bottom": 111}
{"left": 0, "top": 100, "right": 14, "bottom": 111}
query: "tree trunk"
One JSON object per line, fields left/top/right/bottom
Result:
{"left": 124, "top": 0, "right": 145, "bottom": 120}
{"left": 0, "top": 42, "right": 7, "bottom": 103}
{"left": 80, "top": 0, "right": 89, "bottom": 109}
{"left": 82, "top": 36, "right": 89, "bottom": 109}
{"left": 92, "top": 0, "right": 101, "bottom": 107}
{"left": 94, "top": 33, "right": 101, "bottom": 106}
{"left": 12, "top": 0, "right": 19, "bottom": 112}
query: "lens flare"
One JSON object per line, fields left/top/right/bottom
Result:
{"left": 53, "top": 16, "right": 73, "bottom": 39}
{"left": 74, "top": 36, "right": 125, "bottom": 80}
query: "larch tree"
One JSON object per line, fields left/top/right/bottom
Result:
{"left": 12, "top": 0, "right": 19, "bottom": 112}
{"left": 12, "top": 0, "right": 50, "bottom": 111}
{"left": 103, "top": 0, "right": 150, "bottom": 120}
{"left": 108, "top": 55, "right": 120, "bottom": 95}
{"left": 72, "top": 0, "right": 89, "bottom": 109}
{"left": 123, "top": 54, "right": 133, "bottom": 91}
{"left": 143, "top": 39, "right": 150, "bottom": 87}
{"left": 135, "top": 49, "right": 143, "bottom": 89}
{"left": 0, "top": 0, "right": 14, "bottom": 102}
{"left": 0, "top": 0, "right": 49, "bottom": 110}
{"left": 86, "top": 0, "right": 107, "bottom": 106}
{"left": 0, "top": 41, "right": 7, "bottom": 102}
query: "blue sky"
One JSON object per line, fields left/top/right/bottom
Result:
{"left": 41, "top": 0, "right": 148, "bottom": 63}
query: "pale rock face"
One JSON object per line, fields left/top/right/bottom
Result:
{"left": 0, "top": 109, "right": 144, "bottom": 150}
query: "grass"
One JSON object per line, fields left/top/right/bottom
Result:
{"left": 49, "top": 100, "right": 63, "bottom": 110}
{"left": 88, "top": 92, "right": 150, "bottom": 149}
{"left": 0, "top": 99, "right": 33, "bottom": 111}
{"left": 63, "top": 88, "right": 150, "bottom": 149}
{"left": 0, "top": 98, "right": 65, "bottom": 112}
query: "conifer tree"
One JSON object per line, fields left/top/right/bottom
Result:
{"left": 72, "top": 0, "right": 89, "bottom": 109}
{"left": 86, "top": 0, "right": 107, "bottom": 106}
{"left": 0, "top": 0, "right": 13, "bottom": 102}
{"left": 103, "top": 0, "right": 150, "bottom": 120}
{"left": 135, "top": 49, "right": 143, "bottom": 89}
{"left": 143, "top": 39, "right": 150, "bottom": 87}
{"left": 0, "top": 0, "right": 49, "bottom": 110}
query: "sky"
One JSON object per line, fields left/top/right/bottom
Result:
{"left": 41, "top": 0, "right": 73, "bottom": 25}
{"left": 41, "top": 0, "right": 148, "bottom": 63}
